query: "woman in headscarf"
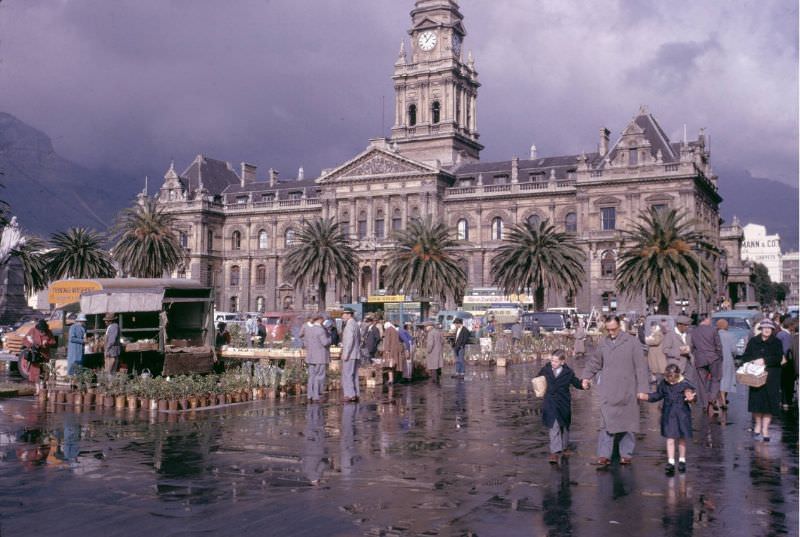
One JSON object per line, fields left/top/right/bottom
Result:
{"left": 716, "top": 318, "right": 737, "bottom": 409}
{"left": 741, "top": 318, "right": 783, "bottom": 442}
{"left": 22, "top": 319, "right": 57, "bottom": 381}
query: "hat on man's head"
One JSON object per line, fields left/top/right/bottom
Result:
{"left": 103, "top": 312, "right": 118, "bottom": 322}
{"left": 342, "top": 307, "right": 355, "bottom": 315}
{"left": 364, "top": 314, "right": 375, "bottom": 321}
{"left": 452, "top": 318, "right": 463, "bottom": 325}
{"left": 75, "top": 313, "right": 87, "bottom": 322}
{"left": 675, "top": 315, "right": 692, "bottom": 325}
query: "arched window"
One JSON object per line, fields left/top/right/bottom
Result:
{"left": 527, "top": 214, "right": 540, "bottom": 229}
{"left": 231, "top": 230, "right": 242, "bottom": 250}
{"left": 375, "top": 209, "right": 385, "bottom": 239}
{"left": 258, "top": 229, "right": 269, "bottom": 249}
{"left": 285, "top": 228, "right": 295, "bottom": 246}
{"left": 565, "top": 212, "right": 577, "bottom": 233}
{"left": 255, "top": 296, "right": 265, "bottom": 313}
{"left": 392, "top": 208, "right": 402, "bottom": 231}
{"left": 491, "top": 217, "right": 504, "bottom": 240}
{"left": 255, "top": 265, "right": 266, "bottom": 286}
{"left": 357, "top": 211, "right": 367, "bottom": 239}
{"left": 229, "top": 296, "right": 238, "bottom": 313}
{"left": 457, "top": 219, "right": 469, "bottom": 241}
{"left": 207, "top": 229, "right": 213, "bottom": 253}
{"left": 601, "top": 251, "right": 616, "bottom": 278}
{"left": 408, "top": 104, "right": 417, "bottom": 126}
{"left": 432, "top": 101, "right": 441, "bottom": 124}
{"left": 230, "top": 266, "right": 241, "bottom": 287}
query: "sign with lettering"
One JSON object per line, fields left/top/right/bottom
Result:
{"left": 48, "top": 280, "right": 103, "bottom": 306}
{"left": 367, "top": 295, "right": 407, "bottom": 303}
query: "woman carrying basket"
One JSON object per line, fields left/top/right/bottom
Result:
{"left": 741, "top": 319, "right": 784, "bottom": 442}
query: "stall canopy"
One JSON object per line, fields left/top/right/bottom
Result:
{"left": 81, "top": 289, "right": 165, "bottom": 314}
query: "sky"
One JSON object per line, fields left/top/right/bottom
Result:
{"left": 0, "top": 0, "right": 797, "bottom": 187}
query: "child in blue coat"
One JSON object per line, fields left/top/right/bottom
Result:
{"left": 537, "top": 349, "right": 586, "bottom": 463}
{"left": 638, "top": 364, "right": 696, "bottom": 475}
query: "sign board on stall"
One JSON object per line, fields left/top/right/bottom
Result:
{"left": 367, "top": 295, "right": 406, "bottom": 303}
{"left": 48, "top": 280, "right": 103, "bottom": 306}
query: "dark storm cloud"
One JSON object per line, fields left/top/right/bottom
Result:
{"left": 0, "top": 0, "right": 796, "bottom": 186}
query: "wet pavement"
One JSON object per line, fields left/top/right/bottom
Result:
{"left": 0, "top": 360, "right": 797, "bottom": 537}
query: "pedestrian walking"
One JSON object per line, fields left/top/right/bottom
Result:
{"left": 638, "top": 364, "right": 696, "bottom": 475}
{"left": 303, "top": 314, "right": 331, "bottom": 403}
{"left": 451, "top": 318, "right": 470, "bottom": 378}
{"left": 67, "top": 313, "right": 87, "bottom": 374}
{"left": 573, "top": 320, "right": 586, "bottom": 356}
{"left": 103, "top": 313, "right": 121, "bottom": 374}
{"left": 424, "top": 321, "right": 444, "bottom": 384}
{"left": 340, "top": 308, "right": 361, "bottom": 402}
{"left": 383, "top": 321, "right": 402, "bottom": 384}
{"left": 581, "top": 316, "right": 649, "bottom": 467}
{"left": 399, "top": 323, "right": 414, "bottom": 381}
{"left": 691, "top": 316, "right": 723, "bottom": 413}
{"left": 537, "top": 349, "right": 586, "bottom": 463}
{"left": 362, "top": 315, "right": 381, "bottom": 364}
{"left": 742, "top": 319, "right": 784, "bottom": 442}
{"left": 244, "top": 314, "right": 258, "bottom": 348}
{"left": 716, "top": 318, "right": 738, "bottom": 409}
{"left": 776, "top": 317, "right": 796, "bottom": 409}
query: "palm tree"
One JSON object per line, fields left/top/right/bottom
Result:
{"left": 490, "top": 220, "right": 586, "bottom": 311}
{"left": 12, "top": 236, "right": 49, "bottom": 294}
{"left": 616, "top": 207, "right": 717, "bottom": 314}
{"left": 45, "top": 227, "right": 116, "bottom": 280}
{"left": 282, "top": 218, "right": 359, "bottom": 311}
{"left": 384, "top": 216, "right": 466, "bottom": 313}
{"left": 112, "top": 198, "right": 183, "bottom": 278}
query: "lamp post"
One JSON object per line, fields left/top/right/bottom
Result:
{"left": 693, "top": 245, "right": 702, "bottom": 316}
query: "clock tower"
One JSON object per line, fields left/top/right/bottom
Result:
{"left": 391, "top": 0, "right": 483, "bottom": 167}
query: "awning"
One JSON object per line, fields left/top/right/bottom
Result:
{"left": 80, "top": 289, "right": 165, "bottom": 314}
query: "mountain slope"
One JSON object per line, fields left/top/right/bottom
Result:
{"left": 717, "top": 166, "right": 799, "bottom": 252}
{"left": 0, "top": 112, "right": 139, "bottom": 238}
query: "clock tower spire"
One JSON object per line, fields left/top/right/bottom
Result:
{"left": 390, "top": 0, "right": 482, "bottom": 167}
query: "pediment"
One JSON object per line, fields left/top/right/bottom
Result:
{"left": 318, "top": 147, "right": 438, "bottom": 184}
{"left": 622, "top": 122, "right": 646, "bottom": 136}
{"left": 412, "top": 17, "right": 441, "bottom": 31}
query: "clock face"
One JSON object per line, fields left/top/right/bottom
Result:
{"left": 418, "top": 31, "right": 437, "bottom": 51}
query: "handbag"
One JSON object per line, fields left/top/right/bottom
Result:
{"left": 532, "top": 375, "right": 547, "bottom": 398}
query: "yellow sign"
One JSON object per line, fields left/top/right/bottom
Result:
{"left": 367, "top": 295, "right": 406, "bottom": 303}
{"left": 48, "top": 280, "right": 103, "bottom": 306}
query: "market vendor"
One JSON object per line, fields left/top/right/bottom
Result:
{"left": 103, "top": 313, "right": 121, "bottom": 374}
{"left": 67, "top": 313, "right": 87, "bottom": 374}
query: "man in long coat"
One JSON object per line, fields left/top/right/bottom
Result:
{"left": 424, "top": 321, "right": 444, "bottom": 384}
{"left": 663, "top": 315, "right": 706, "bottom": 408}
{"left": 303, "top": 314, "right": 331, "bottom": 402}
{"left": 383, "top": 321, "right": 403, "bottom": 383}
{"left": 581, "top": 316, "right": 649, "bottom": 466}
{"left": 691, "top": 316, "right": 723, "bottom": 411}
{"left": 67, "top": 313, "right": 87, "bottom": 375}
{"left": 340, "top": 308, "right": 361, "bottom": 402}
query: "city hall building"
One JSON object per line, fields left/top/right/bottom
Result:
{"left": 157, "top": 0, "right": 723, "bottom": 315}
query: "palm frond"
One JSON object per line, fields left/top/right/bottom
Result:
{"left": 112, "top": 198, "right": 183, "bottom": 278}
{"left": 45, "top": 227, "right": 116, "bottom": 280}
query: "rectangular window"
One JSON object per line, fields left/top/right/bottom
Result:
{"left": 357, "top": 220, "right": 367, "bottom": 239}
{"left": 262, "top": 193, "right": 275, "bottom": 202}
{"left": 494, "top": 174, "right": 509, "bottom": 185}
{"left": 652, "top": 204, "right": 668, "bottom": 214}
{"left": 288, "top": 191, "right": 302, "bottom": 200}
{"left": 392, "top": 216, "right": 402, "bottom": 231}
{"left": 236, "top": 196, "right": 248, "bottom": 205}
{"left": 601, "top": 207, "right": 616, "bottom": 230}
{"left": 341, "top": 223, "right": 350, "bottom": 237}
{"left": 375, "top": 219, "right": 385, "bottom": 239}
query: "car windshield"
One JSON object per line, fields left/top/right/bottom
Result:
{"left": 717, "top": 317, "right": 750, "bottom": 330}
{"left": 264, "top": 318, "right": 280, "bottom": 325}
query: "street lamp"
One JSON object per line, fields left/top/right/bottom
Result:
{"left": 692, "top": 245, "right": 702, "bottom": 315}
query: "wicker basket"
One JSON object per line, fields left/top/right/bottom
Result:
{"left": 532, "top": 375, "right": 547, "bottom": 398}
{"left": 736, "top": 371, "right": 768, "bottom": 388}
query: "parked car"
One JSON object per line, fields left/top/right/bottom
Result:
{"left": 261, "top": 312, "right": 300, "bottom": 342}
{"left": 711, "top": 310, "right": 762, "bottom": 356}
{"left": 521, "top": 311, "right": 569, "bottom": 333}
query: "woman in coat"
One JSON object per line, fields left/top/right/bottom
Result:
{"left": 382, "top": 322, "right": 403, "bottom": 383}
{"left": 573, "top": 321, "right": 586, "bottom": 356}
{"left": 741, "top": 319, "right": 784, "bottom": 442}
{"left": 716, "top": 318, "right": 738, "bottom": 408}
{"left": 645, "top": 323, "right": 667, "bottom": 379}
{"left": 424, "top": 322, "right": 444, "bottom": 383}
{"left": 22, "top": 319, "right": 56, "bottom": 381}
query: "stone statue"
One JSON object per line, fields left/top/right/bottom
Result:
{"left": 0, "top": 217, "right": 25, "bottom": 265}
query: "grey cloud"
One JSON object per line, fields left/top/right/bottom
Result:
{"left": 625, "top": 38, "right": 722, "bottom": 90}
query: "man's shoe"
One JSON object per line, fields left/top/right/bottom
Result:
{"left": 677, "top": 461, "right": 686, "bottom": 473}
{"left": 548, "top": 454, "right": 559, "bottom": 464}
{"left": 620, "top": 457, "right": 633, "bottom": 465}
{"left": 665, "top": 463, "right": 675, "bottom": 475}
{"left": 593, "top": 457, "right": 611, "bottom": 467}
{"left": 762, "top": 436, "right": 770, "bottom": 442}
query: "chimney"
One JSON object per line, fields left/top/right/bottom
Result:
{"left": 298, "top": 167, "right": 305, "bottom": 181}
{"left": 240, "top": 162, "right": 257, "bottom": 187}
{"left": 599, "top": 128, "right": 610, "bottom": 156}
{"left": 530, "top": 144, "right": 537, "bottom": 159}
{"left": 511, "top": 156, "right": 519, "bottom": 183}
{"left": 268, "top": 168, "right": 279, "bottom": 187}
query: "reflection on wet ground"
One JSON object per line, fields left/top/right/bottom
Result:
{"left": 0, "top": 361, "right": 797, "bottom": 536}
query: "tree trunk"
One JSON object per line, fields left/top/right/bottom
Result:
{"left": 534, "top": 287, "right": 545, "bottom": 312}
{"left": 657, "top": 295, "right": 670, "bottom": 315}
{"left": 318, "top": 280, "right": 327, "bottom": 312}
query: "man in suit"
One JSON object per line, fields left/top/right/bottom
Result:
{"left": 451, "top": 318, "right": 470, "bottom": 378}
{"left": 691, "top": 315, "right": 723, "bottom": 412}
{"left": 425, "top": 321, "right": 444, "bottom": 384}
{"left": 663, "top": 314, "right": 707, "bottom": 408}
{"left": 340, "top": 308, "right": 361, "bottom": 402}
{"left": 303, "top": 313, "right": 331, "bottom": 402}
{"left": 362, "top": 315, "right": 381, "bottom": 364}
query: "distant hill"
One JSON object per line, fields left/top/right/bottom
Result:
{"left": 717, "top": 166, "right": 799, "bottom": 252}
{"left": 0, "top": 112, "right": 139, "bottom": 238}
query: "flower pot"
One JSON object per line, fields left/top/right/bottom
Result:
{"left": 83, "top": 392, "right": 95, "bottom": 406}
{"left": 149, "top": 399, "right": 158, "bottom": 411}
{"left": 115, "top": 395, "right": 126, "bottom": 410}
{"left": 231, "top": 392, "right": 240, "bottom": 403}
{"left": 252, "top": 388, "right": 259, "bottom": 400}
{"left": 268, "top": 389, "right": 276, "bottom": 399}
{"left": 189, "top": 397, "right": 198, "bottom": 409}
{"left": 127, "top": 396, "right": 138, "bottom": 410}
{"left": 179, "top": 398, "right": 189, "bottom": 410}
{"left": 158, "top": 399, "right": 168, "bottom": 411}
{"left": 217, "top": 394, "right": 226, "bottom": 406}
{"left": 168, "top": 400, "right": 179, "bottom": 412}
{"left": 104, "top": 394, "right": 115, "bottom": 408}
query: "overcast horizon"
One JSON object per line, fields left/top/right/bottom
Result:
{"left": 1, "top": 0, "right": 797, "bottom": 188}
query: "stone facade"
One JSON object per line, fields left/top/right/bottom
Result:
{"left": 781, "top": 251, "right": 799, "bottom": 304}
{"left": 741, "top": 223, "right": 782, "bottom": 283}
{"left": 157, "top": 0, "right": 724, "bottom": 316}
